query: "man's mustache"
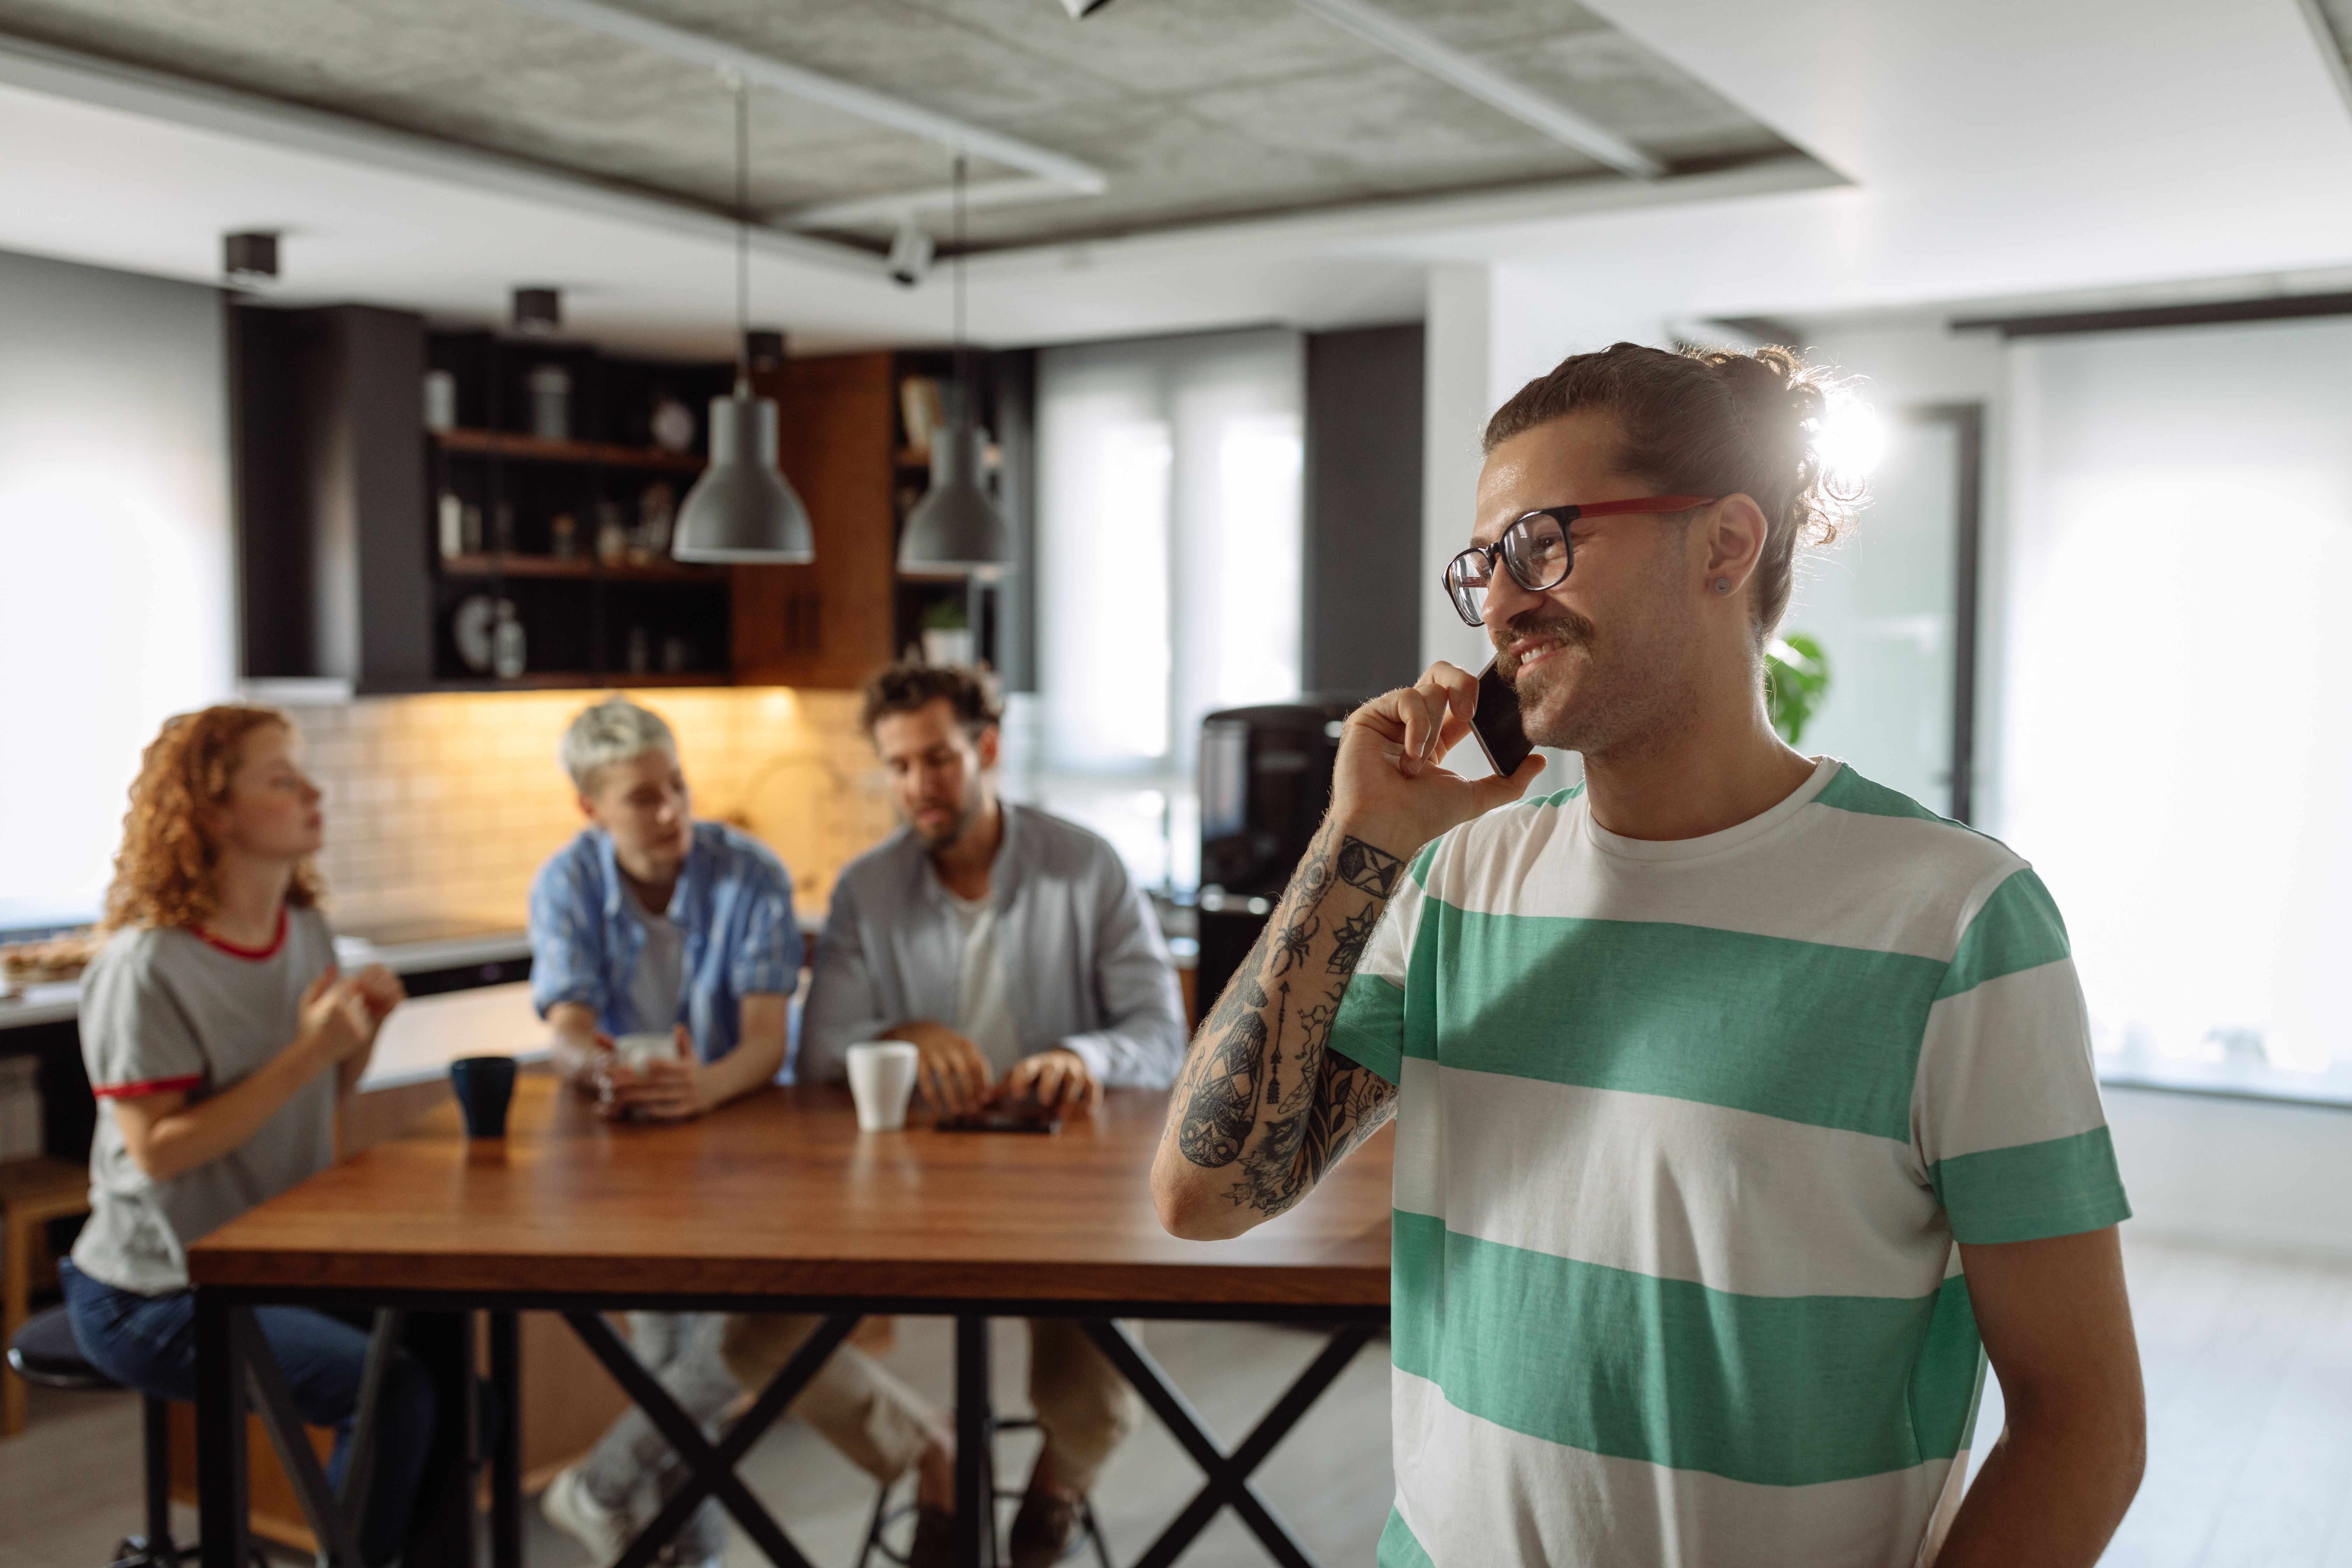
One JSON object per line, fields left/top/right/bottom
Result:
{"left": 1494, "top": 610, "right": 1595, "bottom": 682}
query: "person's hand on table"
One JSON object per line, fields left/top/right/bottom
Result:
{"left": 594, "top": 1024, "right": 713, "bottom": 1121}
{"left": 891, "top": 1021, "right": 993, "bottom": 1115}
{"left": 995, "top": 1048, "right": 1101, "bottom": 1116}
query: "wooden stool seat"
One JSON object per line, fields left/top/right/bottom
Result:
{"left": 2, "top": 1154, "right": 93, "bottom": 1436}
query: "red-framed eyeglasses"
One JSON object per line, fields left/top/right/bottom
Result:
{"left": 1442, "top": 496, "right": 1716, "bottom": 627}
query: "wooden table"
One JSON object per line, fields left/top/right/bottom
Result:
{"left": 2, "top": 1155, "right": 91, "bottom": 1436}
{"left": 189, "top": 1076, "right": 1393, "bottom": 1568}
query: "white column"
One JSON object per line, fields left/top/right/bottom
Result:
{"left": 1420, "top": 262, "right": 1495, "bottom": 676}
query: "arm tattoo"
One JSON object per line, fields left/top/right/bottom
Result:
{"left": 1226, "top": 1055, "right": 1399, "bottom": 1213}
{"left": 1327, "top": 904, "right": 1379, "bottom": 976}
{"left": 1176, "top": 974, "right": 1267, "bottom": 1167}
{"left": 1270, "top": 911, "right": 1318, "bottom": 974}
{"left": 1168, "top": 824, "right": 1408, "bottom": 1211}
{"left": 1336, "top": 836, "right": 1404, "bottom": 897}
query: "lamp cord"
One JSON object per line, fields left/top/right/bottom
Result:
{"left": 735, "top": 75, "right": 749, "bottom": 388}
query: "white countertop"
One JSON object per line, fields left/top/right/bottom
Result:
{"left": 0, "top": 927, "right": 533, "bottom": 1033}
{"left": 356, "top": 980, "right": 553, "bottom": 1091}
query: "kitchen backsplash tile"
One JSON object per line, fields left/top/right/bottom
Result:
{"left": 281, "top": 687, "right": 897, "bottom": 936}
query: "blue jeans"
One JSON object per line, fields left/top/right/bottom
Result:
{"left": 61, "top": 1260, "right": 434, "bottom": 1567}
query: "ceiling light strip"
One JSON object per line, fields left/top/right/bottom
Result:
{"left": 1290, "top": 0, "right": 1662, "bottom": 181}
{"left": 506, "top": 0, "right": 1106, "bottom": 195}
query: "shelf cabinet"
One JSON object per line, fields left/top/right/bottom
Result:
{"left": 233, "top": 304, "right": 736, "bottom": 694}
{"left": 234, "top": 310, "right": 1032, "bottom": 696}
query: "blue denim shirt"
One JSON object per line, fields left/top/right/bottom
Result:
{"left": 527, "top": 821, "right": 801, "bottom": 1064}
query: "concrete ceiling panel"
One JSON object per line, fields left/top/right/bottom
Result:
{"left": 0, "top": 0, "right": 1806, "bottom": 248}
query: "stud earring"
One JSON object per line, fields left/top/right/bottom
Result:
{"left": 1714, "top": 578, "right": 1731, "bottom": 594}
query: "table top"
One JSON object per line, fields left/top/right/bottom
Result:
{"left": 190, "top": 1077, "right": 1393, "bottom": 1310}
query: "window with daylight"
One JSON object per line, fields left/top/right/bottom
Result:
{"left": 2001, "top": 315, "right": 2352, "bottom": 1100}
{"left": 0, "top": 251, "right": 235, "bottom": 933}
{"left": 1026, "top": 329, "right": 1304, "bottom": 891}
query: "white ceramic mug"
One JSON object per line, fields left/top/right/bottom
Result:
{"left": 845, "top": 1041, "right": 920, "bottom": 1132}
{"left": 613, "top": 1030, "right": 677, "bottom": 1072}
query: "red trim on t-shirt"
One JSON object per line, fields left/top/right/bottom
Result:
{"left": 195, "top": 908, "right": 288, "bottom": 961}
{"left": 92, "top": 1074, "right": 204, "bottom": 1100}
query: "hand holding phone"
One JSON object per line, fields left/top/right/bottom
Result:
{"left": 1469, "top": 657, "right": 1535, "bottom": 777}
{"left": 1328, "top": 660, "right": 1548, "bottom": 861}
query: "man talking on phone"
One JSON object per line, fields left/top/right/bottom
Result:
{"left": 1153, "top": 343, "right": 2143, "bottom": 1567}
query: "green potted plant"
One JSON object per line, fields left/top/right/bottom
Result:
{"left": 1765, "top": 634, "right": 1830, "bottom": 747}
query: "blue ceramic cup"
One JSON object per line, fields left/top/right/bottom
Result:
{"left": 449, "top": 1055, "right": 518, "bottom": 1140}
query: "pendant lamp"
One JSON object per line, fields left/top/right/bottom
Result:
{"left": 898, "top": 154, "right": 1010, "bottom": 577}
{"left": 674, "top": 78, "right": 814, "bottom": 565}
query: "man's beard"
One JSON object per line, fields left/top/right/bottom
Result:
{"left": 1497, "top": 593, "right": 1699, "bottom": 761}
{"left": 910, "top": 786, "right": 981, "bottom": 850}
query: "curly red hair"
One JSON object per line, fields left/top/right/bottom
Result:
{"left": 103, "top": 705, "right": 323, "bottom": 933}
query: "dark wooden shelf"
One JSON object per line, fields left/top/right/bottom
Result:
{"left": 438, "top": 553, "right": 724, "bottom": 583}
{"left": 359, "top": 670, "right": 736, "bottom": 696}
{"left": 434, "top": 428, "right": 706, "bottom": 473}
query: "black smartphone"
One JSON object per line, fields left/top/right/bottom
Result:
{"left": 1470, "top": 656, "right": 1534, "bottom": 776}
{"left": 935, "top": 1110, "right": 1062, "bottom": 1134}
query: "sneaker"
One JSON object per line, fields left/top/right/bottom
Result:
{"left": 542, "top": 1463, "right": 634, "bottom": 1566}
{"left": 1008, "top": 1483, "right": 1084, "bottom": 1568}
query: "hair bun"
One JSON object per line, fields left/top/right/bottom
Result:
{"left": 1701, "top": 346, "right": 1825, "bottom": 473}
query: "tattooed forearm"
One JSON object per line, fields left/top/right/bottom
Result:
{"left": 1176, "top": 974, "right": 1268, "bottom": 1166}
{"left": 1225, "top": 1056, "right": 1399, "bottom": 1214}
{"left": 1163, "top": 817, "right": 1412, "bottom": 1218}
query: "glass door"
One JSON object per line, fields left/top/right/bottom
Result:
{"left": 1778, "top": 404, "right": 1983, "bottom": 820}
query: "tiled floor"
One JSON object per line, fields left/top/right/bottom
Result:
{"left": 6, "top": 1237, "right": 2350, "bottom": 1567}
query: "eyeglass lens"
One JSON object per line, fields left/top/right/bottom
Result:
{"left": 1445, "top": 512, "right": 1572, "bottom": 626}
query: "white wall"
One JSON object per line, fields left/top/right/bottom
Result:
{"left": 1419, "top": 260, "right": 1671, "bottom": 678}
{"left": 0, "top": 246, "right": 232, "bottom": 924}
{"left": 2107, "top": 1088, "right": 2352, "bottom": 1260}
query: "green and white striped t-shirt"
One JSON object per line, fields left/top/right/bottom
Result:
{"left": 1327, "top": 758, "right": 2129, "bottom": 1568}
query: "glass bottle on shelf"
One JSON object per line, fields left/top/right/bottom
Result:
{"left": 492, "top": 601, "right": 526, "bottom": 679}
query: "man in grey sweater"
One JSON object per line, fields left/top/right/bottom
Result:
{"left": 734, "top": 661, "right": 1185, "bottom": 1568}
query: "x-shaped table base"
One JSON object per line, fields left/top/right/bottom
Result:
{"left": 1080, "top": 1319, "right": 1377, "bottom": 1568}
{"left": 561, "top": 1311, "right": 861, "bottom": 1568}
{"left": 215, "top": 1304, "right": 406, "bottom": 1568}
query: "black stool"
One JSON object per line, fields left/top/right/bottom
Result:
{"left": 6, "top": 1304, "right": 258, "bottom": 1568}
{"left": 860, "top": 1413, "right": 1110, "bottom": 1568}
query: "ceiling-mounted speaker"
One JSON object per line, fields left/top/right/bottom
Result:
{"left": 1058, "top": 0, "right": 1120, "bottom": 16}
{"left": 224, "top": 231, "right": 279, "bottom": 281}
{"left": 512, "top": 286, "right": 561, "bottom": 336}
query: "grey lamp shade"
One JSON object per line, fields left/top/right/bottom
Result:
{"left": 898, "top": 416, "right": 1009, "bottom": 575}
{"left": 672, "top": 387, "right": 814, "bottom": 564}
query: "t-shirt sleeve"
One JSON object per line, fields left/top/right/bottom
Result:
{"left": 1912, "top": 867, "right": 2132, "bottom": 1245}
{"left": 1325, "top": 842, "right": 1435, "bottom": 1088}
{"left": 80, "top": 935, "right": 209, "bottom": 1100}
{"left": 528, "top": 845, "right": 608, "bottom": 1020}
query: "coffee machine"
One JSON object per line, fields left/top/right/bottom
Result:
{"left": 1195, "top": 694, "right": 1366, "bottom": 1011}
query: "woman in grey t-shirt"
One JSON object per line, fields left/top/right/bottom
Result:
{"left": 59, "top": 706, "right": 430, "bottom": 1568}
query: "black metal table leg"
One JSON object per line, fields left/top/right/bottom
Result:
{"left": 238, "top": 1308, "right": 368, "bottom": 1566}
{"left": 953, "top": 1315, "right": 990, "bottom": 1568}
{"left": 194, "top": 1290, "right": 248, "bottom": 1568}
{"left": 1082, "top": 1320, "right": 1376, "bottom": 1568}
{"left": 565, "top": 1310, "right": 860, "bottom": 1568}
{"left": 490, "top": 1311, "right": 523, "bottom": 1568}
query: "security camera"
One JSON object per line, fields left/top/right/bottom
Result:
{"left": 888, "top": 218, "right": 936, "bottom": 287}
